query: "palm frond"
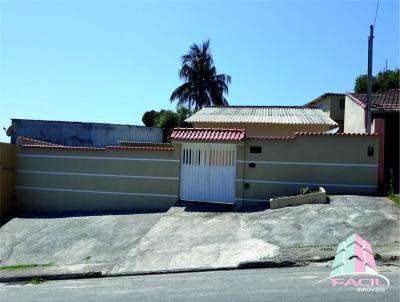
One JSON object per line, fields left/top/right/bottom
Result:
{"left": 171, "top": 40, "right": 231, "bottom": 108}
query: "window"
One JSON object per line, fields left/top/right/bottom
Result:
{"left": 339, "top": 99, "right": 345, "bottom": 109}
{"left": 250, "top": 146, "right": 262, "bottom": 153}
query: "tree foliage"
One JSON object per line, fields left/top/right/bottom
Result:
{"left": 142, "top": 110, "right": 160, "bottom": 127}
{"left": 354, "top": 69, "right": 400, "bottom": 93}
{"left": 141, "top": 108, "right": 193, "bottom": 142}
{"left": 170, "top": 40, "right": 231, "bottom": 109}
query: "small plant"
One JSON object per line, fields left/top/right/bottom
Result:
{"left": 299, "top": 187, "right": 310, "bottom": 195}
{"left": 388, "top": 168, "right": 395, "bottom": 195}
{"left": 319, "top": 247, "right": 334, "bottom": 251}
{"left": 388, "top": 193, "right": 400, "bottom": 207}
{"left": 387, "top": 168, "right": 400, "bottom": 207}
{"left": 299, "top": 187, "right": 319, "bottom": 195}
{"left": 30, "top": 277, "right": 46, "bottom": 285}
{"left": 374, "top": 253, "right": 383, "bottom": 261}
{"left": 271, "top": 187, "right": 322, "bottom": 199}
{"left": 85, "top": 256, "right": 91, "bottom": 262}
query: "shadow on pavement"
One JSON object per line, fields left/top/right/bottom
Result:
{"left": 175, "top": 200, "right": 270, "bottom": 213}
{"left": 5, "top": 208, "right": 168, "bottom": 221}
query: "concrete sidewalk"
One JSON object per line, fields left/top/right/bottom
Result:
{"left": 0, "top": 195, "right": 399, "bottom": 282}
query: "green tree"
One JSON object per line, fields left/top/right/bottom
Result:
{"left": 170, "top": 40, "right": 231, "bottom": 109}
{"left": 176, "top": 107, "right": 193, "bottom": 128}
{"left": 142, "top": 110, "right": 160, "bottom": 127}
{"left": 141, "top": 108, "right": 193, "bottom": 142}
{"left": 354, "top": 68, "right": 400, "bottom": 93}
{"left": 376, "top": 69, "right": 400, "bottom": 92}
{"left": 155, "top": 110, "right": 179, "bottom": 129}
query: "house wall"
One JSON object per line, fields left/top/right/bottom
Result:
{"left": 10, "top": 119, "right": 163, "bottom": 146}
{"left": 344, "top": 96, "right": 366, "bottom": 133}
{"left": 326, "top": 95, "right": 345, "bottom": 121}
{"left": 15, "top": 146, "right": 179, "bottom": 213}
{"left": 312, "top": 98, "right": 331, "bottom": 115}
{"left": 238, "top": 135, "right": 379, "bottom": 205}
{"left": 328, "top": 95, "right": 345, "bottom": 128}
{"left": 0, "top": 143, "right": 16, "bottom": 221}
{"left": 310, "top": 95, "right": 345, "bottom": 129}
{"left": 192, "top": 122, "right": 330, "bottom": 136}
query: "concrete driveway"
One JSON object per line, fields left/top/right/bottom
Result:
{"left": 0, "top": 213, "right": 163, "bottom": 273}
{"left": 0, "top": 195, "right": 399, "bottom": 277}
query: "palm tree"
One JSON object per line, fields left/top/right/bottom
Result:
{"left": 170, "top": 40, "right": 231, "bottom": 109}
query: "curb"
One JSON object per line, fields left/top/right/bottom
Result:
{"left": 0, "top": 261, "right": 300, "bottom": 284}
{"left": 0, "top": 272, "right": 102, "bottom": 283}
{"left": 2, "top": 257, "right": 398, "bottom": 284}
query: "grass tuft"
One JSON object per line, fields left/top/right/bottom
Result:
{"left": 319, "top": 247, "right": 334, "bottom": 251}
{"left": 30, "top": 277, "right": 46, "bottom": 285}
{"left": 388, "top": 194, "right": 400, "bottom": 207}
{"left": 0, "top": 263, "right": 54, "bottom": 271}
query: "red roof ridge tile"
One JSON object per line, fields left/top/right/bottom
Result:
{"left": 247, "top": 136, "right": 295, "bottom": 140}
{"left": 346, "top": 92, "right": 367, "bottom": 108}
{"left": 106, "top": 146, "right": 173, "bottom": 151}
{"left": 294, "top": 132, "right": 379, "bottom": 136}
{"left": 17, "top": 136, "right": 62, "bottom": 146}
{"left": 20, "top": 144, "right": 106, "bottom": 150}
{"left": 171, "top": 127, "right": 246, "bottom": 141}
{"left": 20, "top": 144, "right": 173, "bottom": 151}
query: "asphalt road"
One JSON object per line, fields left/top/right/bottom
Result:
{"left": 1, "top": 265, "right": 399, "bottom": 302}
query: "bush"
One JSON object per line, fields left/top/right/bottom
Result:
{"left": 142, "top": 107, "right": 193, "bottom": 142}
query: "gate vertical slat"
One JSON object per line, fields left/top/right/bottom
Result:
{"left": 180, "top": 143, "right": 236, "bottom": 204}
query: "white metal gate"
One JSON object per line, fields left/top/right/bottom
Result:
{"left": 179, "top": 143, "right": 236, "bottom": 204}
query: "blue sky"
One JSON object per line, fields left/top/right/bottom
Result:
{"left": 0, "top": 0, "right": 398, "bottom": 142}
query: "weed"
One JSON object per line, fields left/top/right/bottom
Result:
{"left": 385, "top": 168, "right": 399, "bottom": 207}
{"left": 319, "top": 247, "right": 334, "bottom": 251}
{"left": 0, "top": 263, "right": 53, "bottom": 271}
{"left": 30, "top": 277, "right": 46, "bottom": 285}
{"left": 388, "top": 193, "right": 400, "bottom": 207}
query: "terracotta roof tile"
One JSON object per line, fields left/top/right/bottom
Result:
{"left": 247, "top": 136, "right": 296, "bottom": 140}
{"left": 18, "top": 136, "right": 174, "bottom": 151}
{"left": 294, "top": 132, "right": 379, "bottom": 136}
{"left": 20, "top": 144, "right": 173, "bottom": 151}
{"left": 107, "top": 146, "right": 173, "bottom": 151}
{"left": 118, "top": 140, "right": 172, "bottom": 146}
{"left": 20, "top": 145, "right": 106, "bottom": 150}
{"left": 347, "top": 89, "right": 400, "bottom": 111}
{"left": 171, "top": 128, "right": 246, "bottom": 141}
{"left": 17, "top": 136, "right": 62, "bottom": 146}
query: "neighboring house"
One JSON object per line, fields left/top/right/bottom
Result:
{"left": 344, "top": 89, "right": 399, "bottom": 192}
{"left": 344, "top": 89, "right": 399, "bottom": 133}
{"left": 304, "top": 93, "right": 346, "bottom": 131}
{"left": 7, "top": 119, "right": 163, "bottom": 147}
{"left": 185, "top": 106, "right": 337, "bottom": 136}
